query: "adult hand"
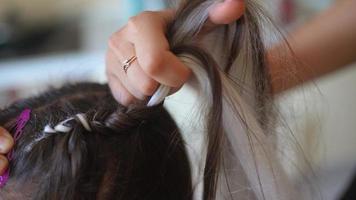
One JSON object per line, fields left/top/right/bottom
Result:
{"left": 0, "top": 127, "right": 14, "bottom": 174}
{"left": 106, "top": 0, "right": 245, "bottom": 106}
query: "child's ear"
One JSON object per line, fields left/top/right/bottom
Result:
{"left": 209, "top": 0, "right": 245, "bottom": 25}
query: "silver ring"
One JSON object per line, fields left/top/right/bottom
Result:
{"left": 122, "top": 56, "right": 137, "bottom": 73}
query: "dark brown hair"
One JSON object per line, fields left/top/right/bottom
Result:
{"left": 0, "top": 83, "right": 193, "bottom": 199}
{"left": 1, "top": 0, "right": 295, "bottom": 199}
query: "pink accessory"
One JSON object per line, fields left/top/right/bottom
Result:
{"left": 0, "top": 109, "right": 31, "bottom": 187}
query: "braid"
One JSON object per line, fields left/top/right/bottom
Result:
{"left": 0, "top": 82, "right": 192, "bottom": 200}
{"left": 0, "top": 83, "right": 109, "bottom": 126}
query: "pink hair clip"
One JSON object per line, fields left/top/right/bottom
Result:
{"left": 0, "top": 109, "right": 31, "bottom": 188}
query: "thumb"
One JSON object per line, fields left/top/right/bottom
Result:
{"left": 209, "top": 0, "right": 245, "bottom": 25}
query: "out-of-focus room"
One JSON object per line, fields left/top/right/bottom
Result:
{"left": 0, "top": 0, "right": 355, "bottom": 199}
{"left": 0, "top": 0, "right": 165, "bottom": 104}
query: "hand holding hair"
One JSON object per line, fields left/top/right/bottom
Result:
{"left": 106, "top": 0, "right": 245, "bottom": 106}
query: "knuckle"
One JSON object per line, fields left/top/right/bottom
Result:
{"left": 127, "top": 11, "right": 156, "bottom": 33}
{"left": 127, "top": 17, "right": 139, "bottom": 33}
{"left": 108, "top": 31, "right": 124, "bottom": 49}
{"left": 108, "top": 29, "right": 121, "bottom": 43}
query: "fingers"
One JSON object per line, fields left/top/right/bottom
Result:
{"left": 107, "top": 44, "right": 155, "bottom": 100}
{"left": 0, "top": 127, "right": 14, "bottom": 154}
{"left": 126, "top": 58, "right": 159, "bottom": 97}
{"left": 125, "top": 11, "right": 191, "bottom": 87}
{"left": 209, "top": 0, "right": 245, "bottom": 25}
{"left": 107, "top": 74, "right": 136, "bottom": 106}
{"left": 0, "top": 127, "right": 12, "bottom": 175}
{"left": 134, "top": 48, "right": 191, "bottom": 88}
{"left": 106, "top": 10, "right": 191, "bottom": 105}
{"left": 106, "top": 3, "right": 245, "bottom": 106}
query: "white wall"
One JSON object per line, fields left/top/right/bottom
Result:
{"left": 278, "top": 63, "right": 356, "bottom": 199}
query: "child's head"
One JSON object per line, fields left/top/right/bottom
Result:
{"left": 0, "top": 0, "right": 294, "bottom": 198}
{"left": 0, "top": 83, "right": 192, "bottom": 200}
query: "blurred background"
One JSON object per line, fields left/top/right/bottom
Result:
{"left": 0, "top": 0, "right": 355, "bottom": 199}
{"left": 0, "top": 0, "right": 166, "bottom": 104}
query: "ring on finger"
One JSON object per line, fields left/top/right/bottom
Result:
{"left": 122, "top": 55, "right": 137, "bottom": 74}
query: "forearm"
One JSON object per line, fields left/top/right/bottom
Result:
{"left": 268, "top": 0, "right": 356, "bottom": 94}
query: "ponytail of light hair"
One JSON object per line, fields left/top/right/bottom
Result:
{"left": 165, "top": 0, "right": 296, "bottom": 199}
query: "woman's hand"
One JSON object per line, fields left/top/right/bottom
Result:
{"left": 106, "top": 10, "right": 190, "bottom": 106}
{"left": 0, "top": 127, "right": 14, "bottom": 174}
{"left": 106, "top": 0, "right": 245, "bottom": 105}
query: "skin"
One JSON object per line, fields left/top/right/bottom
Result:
{"left": 1, "top": 0, "right": 356, "bottom": 174}
{"left": 269, "top": 0, "right": 356, "bottom": 93}
{"left": 0, "top": 127, "right": 14, "bottom": 174}
{"left": 106, "top": 0, "right": 245, "bottom": 106}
